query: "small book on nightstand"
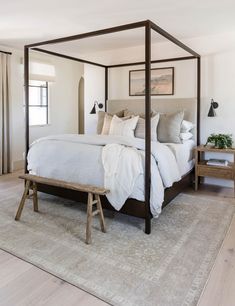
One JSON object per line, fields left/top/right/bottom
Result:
{"left": 206, "top": 159, "right": 229, "bottom": 167}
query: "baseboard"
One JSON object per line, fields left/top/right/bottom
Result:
{"left": 12, "top": 160, "right": 24, "bottom": 171}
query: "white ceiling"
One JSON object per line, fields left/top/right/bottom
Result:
{"left": 1, "top": 0, "right": 235, "bottom": 52}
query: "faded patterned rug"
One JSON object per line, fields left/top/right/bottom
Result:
{"left": 0, "top": 189, "right": 234, "bottom": 306}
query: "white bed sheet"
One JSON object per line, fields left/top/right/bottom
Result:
{"left": 164, "top": 140, "right": 195, "bottom": 176}
{"left": 28, "top": 134, "right": 181, "bottom": 217}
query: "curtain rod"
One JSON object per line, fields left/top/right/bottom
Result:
{"left": 0, "top": 50, "right": 12, "bottom": 55}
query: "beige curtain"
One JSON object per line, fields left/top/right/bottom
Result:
{"left": 0, "top": 53, "right": 10, "bottom": 175}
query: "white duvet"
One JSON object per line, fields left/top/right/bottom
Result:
{"left": 165, "top": 140, "right": 195, "bottom": 176}
{"left": 28, "top": 134, "right": 181, "bottom": 217}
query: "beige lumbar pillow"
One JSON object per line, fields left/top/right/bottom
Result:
{"left": 97, "top": 110, "right": 125, "bottom": 134}
{"left": 109, "top": 115, "right": 139, "bottom": 137}
{"left": 101, "top": 113, "right": 132, "bottom": 135}
{"left": 157, "top": 111, "right": 184, "bottom": 143}
{"left": 135, "top": 113, "right": 160, "bottom": 141}
{"left": 101, "top": 113, "right": 113, "bottom": 135}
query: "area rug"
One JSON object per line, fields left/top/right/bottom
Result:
{"left": 0, "top": 189, "right": 234, "bottom": 306}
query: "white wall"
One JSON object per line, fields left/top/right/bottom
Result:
{"left": 109, "top": 60, "right": 196, "bottom": 100}
{"left": 29, "top": 53, "right": 84, "bottom": 143}
{"left": 0, "top": 46, "right": 84, "bottom": 171}
{"left": 200, "top": 51, "right": 235, "bottom": 186}
{"left": 84, "top": 64, "right": 105, "bottom": 134}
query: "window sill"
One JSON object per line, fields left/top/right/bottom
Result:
{"left": 29, "top": 124, "right": 51, "bottom": 128}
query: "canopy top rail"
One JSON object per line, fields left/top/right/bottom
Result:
{"left": 25, "top": 20, "right": 200, "bottom": 66}
{"left": 26, "top": 20, "right": 147, "bottom": 48}
{"left": 31, "top": 47, "right": 106, "bottom": 68}
{"left": 0, "top": 50, "right": 12, "bottom": 55}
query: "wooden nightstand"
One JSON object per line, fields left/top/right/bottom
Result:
{"left": 195, "top": 145, "right": 235, "bottom": 196}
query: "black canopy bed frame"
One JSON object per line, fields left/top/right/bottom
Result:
{"left": 24, "top": 20, "right": 201, "bottom": 234}
{"left": 0, "top": 50, "right": 12, "bottom": 55}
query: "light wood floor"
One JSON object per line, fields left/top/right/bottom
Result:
{"left": 0, "top": 172, "right": 235, "bottom": 306}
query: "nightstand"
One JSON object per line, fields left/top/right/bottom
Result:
{"left": 195, "top": 145, "right": 235, "bottom": 196}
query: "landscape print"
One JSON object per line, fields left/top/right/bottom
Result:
{"left": 129, "top": 67, "right": 174, "bottom": 96}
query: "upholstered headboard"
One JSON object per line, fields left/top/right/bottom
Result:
{"left": 107, "top": 98, "right": 197, "bottom": 141}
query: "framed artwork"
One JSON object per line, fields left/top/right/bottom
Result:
{"left": 129, "top": 67, "right": 174, "bottom": 96}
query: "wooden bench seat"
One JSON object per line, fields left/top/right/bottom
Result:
{"left": 15, "top": 174, "right": 109, "bottom": 244}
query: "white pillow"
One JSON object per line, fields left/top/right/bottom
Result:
{"left": 181, "top": 120, "right": 194, "bottom": 133}
{"left": 134, "top": 113, "right": 160, "bottom": 141}
{"left": 109, "top": 115, "right": 139, "bottom": 137}
{"left": 180, "top": 132, "right": 193, "bottom": 141}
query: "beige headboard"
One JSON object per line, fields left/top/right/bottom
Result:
{"left": 107, "top": 98, "right": 197, "bottom": 141}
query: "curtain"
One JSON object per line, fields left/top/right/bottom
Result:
{"left": 0, "top": 53, "right": 10, "bottom": 175}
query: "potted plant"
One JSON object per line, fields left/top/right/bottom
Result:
{"left": 205, "top": 133, "right": 233, "bottom": 149}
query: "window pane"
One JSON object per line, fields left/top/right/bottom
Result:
{"left": 41, "top": 87, "right": 48, "bottom": 106}
{"left": 29, "top": 86, "right": 48, "bottom": 106}
{"left": 26, "top": 80, "right": 49, "bottom": 126}
{"left": 29, "top": 86, "right": 41, "bottom": 106}
{"left": 29, "top": 107, "right": 48, "bottom": 125}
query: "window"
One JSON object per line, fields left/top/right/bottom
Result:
{"left": 28, "top": 80, "right": 49, "bottom": 126}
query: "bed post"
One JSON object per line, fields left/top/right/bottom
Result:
{"left": 105, "top": 67, "right": 108, "bottom": 111}
{"left": 196, "top": 57, "right": 201, "bottom": 145}
{"left": 24, "top": 46, "right": 29, "bottom": 174}
{"left": 144, "top": 21, "right": 152, "bottom": 234}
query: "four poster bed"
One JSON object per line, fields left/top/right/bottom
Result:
{"left": 24, "top": 20, "right": 201, "bottom": 234}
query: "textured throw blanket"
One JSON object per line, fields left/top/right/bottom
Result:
{"left": 102, "top": 144, "right": 143, "bottom": 210}
{"left": 28, "top": 134, "right": 181, "bottom": 217}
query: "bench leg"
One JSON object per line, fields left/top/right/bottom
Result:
{"left": 86, "top": 192, "right": 93, "bottom": 244}
{"left": 32, "top": 182, "right": 38, "bottom": 212}
{"left": 15, "top": 180, "right": 31, "bottom": 221}
{"left": 95, "top": 194, "right": 106, "bottom": 233}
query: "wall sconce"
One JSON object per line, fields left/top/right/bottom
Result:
{"left": 90, "top": 100, "right": 103, "bottom": 114}
{"left": 208, "top": 99, "right": 219, "bottom": 117}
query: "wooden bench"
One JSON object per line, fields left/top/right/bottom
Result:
{"left": 15, "top": 174, "right": 109, "bottom": 244}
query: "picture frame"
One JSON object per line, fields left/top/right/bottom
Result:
{"left": 129, "top": 67, "right": 174, "bottom": 96}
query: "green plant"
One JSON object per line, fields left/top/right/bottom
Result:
{"left": 205, "top": 133, "right": 233, "bottom": 149}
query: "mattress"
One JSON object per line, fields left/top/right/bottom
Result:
{"left": 164, "top": 140, "right": 195, "bottom": 176}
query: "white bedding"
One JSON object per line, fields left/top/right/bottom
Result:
{"left": 165, "top": 140, "right": 195, "bottom": 176}
{"left": 102, "top": 143, "right": 143, "bottom": 210}
{"left": 28, "top": 134, "right": 181, "bottom": 217}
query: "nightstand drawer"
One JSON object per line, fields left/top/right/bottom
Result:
{"left": 197, "top": 165, "right": 234, "bottom": 180}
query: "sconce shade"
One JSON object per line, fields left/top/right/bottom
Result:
{"left": 90, "top": 104, "right": 96, "bottom": 114}
{"left": 208, "top": 99, "right": 219, "bottom": 117}
{"left": 208, "top": 104, "right": 216, "bottom": 117}
{"left": 90, "top": 101, "right": 104, "bottom": 114}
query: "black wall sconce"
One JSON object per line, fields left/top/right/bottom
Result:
{"left": 208, "top": 99, "right": 219, "bottom": 117}
{"left": 90, "top": 100, "right": 103, "bottom": 114}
